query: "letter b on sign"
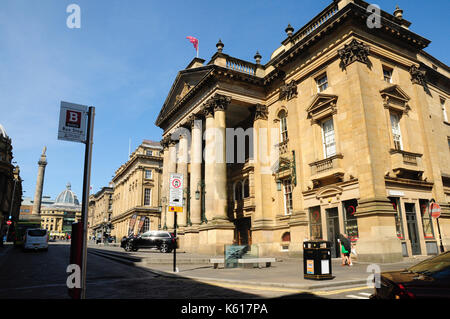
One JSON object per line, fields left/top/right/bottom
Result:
{"left": 66, "top": 110, "right": 82, "bottom": 128}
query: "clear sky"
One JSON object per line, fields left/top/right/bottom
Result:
{"left": 1, "top": 0, "right": 449, "bottom": 201}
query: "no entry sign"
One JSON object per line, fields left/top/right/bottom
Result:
{"left": 430, "top": 202, "right": 441, "bottom": 218}
{"left": 169, "top": 173, "right": 183, "bottom": 210}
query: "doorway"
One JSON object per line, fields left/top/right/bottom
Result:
{"left": 405, "top": 203, "right": 421, "bottom": 255}
{"left": 234, "top": 217, "right": 252, "bottom": 245}
{"left": 326, "top": 208, "right": 340, "bottom": 258}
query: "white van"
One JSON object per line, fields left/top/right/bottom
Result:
{"left": 23, "top": 229, "right": 49, "bottom": 251}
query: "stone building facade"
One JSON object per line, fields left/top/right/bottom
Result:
{"left": 40, "top": 183, "right": 81, "bottom": 237}
{"left": 0, "top": 124, "right": 22, "bottom": 242}
{"left": 88, "top": 186, "right": 113, "bottom": 241}
{"left": 155, "top": 0, "right": 450, "bottom": 262}
{"left": 110, "top": 140, "right": 163, "bottom": 239}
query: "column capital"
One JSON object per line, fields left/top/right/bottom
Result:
{"left": 188, "top": 114, "right": 202, "bottom": 129}
{"left": 212, "top": 94, "right": 231, "bottom": 112}
{"left": 202, "top": 102, "right": 215, "bottom": 118}
{"left": 409, "top": 65, "right": 426, "bottom": 86}
{"left": 251, "top": 104, "right": 268, "bottom": 121}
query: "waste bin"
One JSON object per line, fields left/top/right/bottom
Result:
{"left": 303, "top": 240, "right": 333, "bottom": 280}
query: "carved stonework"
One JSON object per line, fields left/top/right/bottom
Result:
{"left": 252, "top": 104, "right": 268, "bottom": 121}
{"left": 161, "top": 134, "right": 172, "bottom": 149}
{"left": 409, "top": 65, "right": 426, "bottom": 85}
{"left": 338, "top": 39, "right": 370, "bottom": 67}
{"left": 175, "top": 82, "right": 192, "bottom": 104}
{"left": 380, "top": 84, "right": 411, "bottom": 115}
{"left": 211, "top": 94, "right": 232, "bottom": 112}
{"left": 280, "top": 80, "right": 298, "bottom": 100}
{"left": 202, "top": 102, "right": 215, "bottom": 118}
{"left": 188, "top": 114, "right": 202, "bottom": 128}
{"left": 306, "top": 93, "right": 338, "bottom": 123}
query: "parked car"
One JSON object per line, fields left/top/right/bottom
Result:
{"left": 120, "top": 231, "right": 176, "bottom": 253}
{"left": 371, "top": 251, "right": 450, "bottom": 299}
{"left": 23, "top": 229, "right": 49, "bottom": 251}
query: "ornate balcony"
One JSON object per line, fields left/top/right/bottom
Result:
{"left": 277, "top": 139, "right": 289, "bottom": 155}
{"left": 309, "top": 154, "right": 344, "bottom": 187}
{"left": 390, "top": 149, "right": 424, "bottom": 179}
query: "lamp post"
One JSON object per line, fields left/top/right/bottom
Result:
{"left": 184, "top": 188, "right": 192, "bottom": 226}
{"left": 161, "top": 197, "right": 167, "bottom": 230}
{"left": 195, "top": 181, "right": 207, "bottom": 224}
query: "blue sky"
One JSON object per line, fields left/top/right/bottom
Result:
{"left": 1, "top": 0, "right": 449, "bottom": 201}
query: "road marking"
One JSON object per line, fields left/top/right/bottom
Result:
{"left": 360, "top": 292, "right": 372, "bottom": 296}
{"left": 346, "top": 294, "right": 369, "bottom": 299}
{"left": 314, "top": 286, "right": 371, "bottom": 296}
{"left": 196, "top": 280, "right": 307, "bottom": 294}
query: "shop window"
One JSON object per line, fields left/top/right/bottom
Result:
{"left": 343, "top": 199, "right": 359, "bottom": 241}
{"left": 389, "top": 197, "right": 405, "bottom": 239}
{"left": 309, "top": 206, "right": 322, "bottom": 240}
{"left": 420, "top": 199, "right": 435, "bottom": 239}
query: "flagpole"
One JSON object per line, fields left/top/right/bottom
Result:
{"left": 197, "top": 40, "right": 199, "bottom": 58}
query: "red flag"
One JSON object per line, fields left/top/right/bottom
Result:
{"left": 186, "top": 36, "right": 199, "bottom": 51}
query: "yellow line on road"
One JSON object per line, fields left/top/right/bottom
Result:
{"left": 196, "top": 279, "right": 371, "bottom": 296}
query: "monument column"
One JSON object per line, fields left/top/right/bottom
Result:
{"left": 32, "top": 146, "right": 47, "bottom": 216}
{"left": 203, "top": 102, "right": 216, "bottom": 222}
{"left": 189, "top": 115, "right": 202, "bottom": 226}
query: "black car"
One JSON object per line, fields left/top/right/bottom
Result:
{"left": 120, "top": 231, "right": 176, "bottom": 253}
{"left": 371, "top": 251, "right": 450, "bottom": 299}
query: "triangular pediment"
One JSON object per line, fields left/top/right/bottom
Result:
{"left": 380, "top": 84, "right": 411, "bottom": 114}
{"left": 306, "top": 93, "right": 338, "bottom": 122}
{"left": 156, "top": 66, "right": 213, "bottom": 127}
{"left": 380, "top": 84, "right": 410, "bottom": 103}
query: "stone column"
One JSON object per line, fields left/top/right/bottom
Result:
{"left": 177, "top": 130, "right": 189, "bottom": 228}
{"left": 160, "top": 138, "right": 170, "bottom": 230}
{"left": 212, "top": 94, "right": 231, "bottom": 222}
{"left": 189, "top": 115, "right": 202, "bottom": 226}
{"left": 167, "top": 139, "right": 178, "bottom": 231}
{"left": 32, "top": 146, "right": 47, "bottom": 216}
{"left": 203, "top": 103, "right": 216, "bottom": 222}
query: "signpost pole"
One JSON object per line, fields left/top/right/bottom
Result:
{"left": 80, "top": 106, "right": 95, "bottom": 299}
{"left": 436, "top": 217, "right": 444, "bottom": 253}
{"left": 173, "top": 211, "right": 177, "bottom": 272}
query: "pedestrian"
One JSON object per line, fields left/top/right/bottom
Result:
{"left": 338, "top": 233, "right": 352, "bottom": 266}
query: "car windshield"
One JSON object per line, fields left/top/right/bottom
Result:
{"left": 408, "top": 253, "right": 450, "bottom": 278}
{"left": 28, "top": 229, "right": 47, "bottom": 237}
{"left": 156, "top": 233, "right": 170, "bottom": 238}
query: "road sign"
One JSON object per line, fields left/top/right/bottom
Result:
{"left": 169, "top": 173, "right": 183, "bottom": 210}
{"left": 169, "top": 206, "right": 183, "bottom": 213}
{"left": 430, "top": 202, "right": 441, "bottom": 218}
{"left": 6, "top": 220, "right": 12, "bottom": 226}
{"left": 58, "top": 101, "right": 88, "bottom": 143}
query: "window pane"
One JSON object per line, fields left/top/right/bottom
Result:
{"left": 390, "top": 113, "right": 402, "bottom": 150}
{"left": 420, "top": 199, "right": 434, "bottom": 238}
{"left": 389, "top": 197, "right": 404, "bottom": 239}
{"left": 309, "top": 206, "right": 322, "bottom": 239}
{"left": 343, "top": 199, "right": 359, "bottom": 241}
{"left": 144, "top": 189, "right": 151, "bottom": 206}
{"left": 322, "top": 119, "right": 336, "bottom": 157}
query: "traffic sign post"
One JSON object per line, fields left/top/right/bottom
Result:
{"left": 169, "top": 173, "right": 183, "bottom": 273}
{"left": 58, "top": 102, "right": 94, "bottom": 299}
{"left": 430, "top": 200, "right": 444, "bottom": 253}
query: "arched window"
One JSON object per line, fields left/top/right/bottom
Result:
{"left": 243, "top": 179, "right": 250, "bottom": 198}
{"left": 234, "top": 181, "right": 243, "bottom": 201}
{"left": 143, "top": 217, "right": 150, "bottom": 233}
{"left": 282, "top": 232, "right": 291, "bottom": 242}
{"left": 278, "top": 110, "right": 288, "bottom": 142}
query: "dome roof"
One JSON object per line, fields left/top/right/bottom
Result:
{"left": 55, "top": 182, "right": 80, "bottom": 206}
{"left": 0, "top": 124, "right": 8, "bottom": 138}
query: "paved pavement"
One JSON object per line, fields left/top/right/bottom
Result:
{"left": 0, "top": 241, "right": 431, "bottom": 300}
{"left": 88, "top": 242, "right": 429, "bottom": 292}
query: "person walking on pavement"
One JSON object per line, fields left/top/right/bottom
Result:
{"left": 338, "top": 233, "right": 352, "bottom": 266}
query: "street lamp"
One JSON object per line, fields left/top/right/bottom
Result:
{"left": 195, "top": 181, "right": 207, "bottom": 224}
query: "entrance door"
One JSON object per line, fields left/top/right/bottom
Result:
{"left": 326, "top": 208, "right": 340, "bottom": 258}
{"left": 234, "top": 218, "right": 251, "bottom": 246}
{"left": 405, "top": 203, "right": 421, "bottom": 255}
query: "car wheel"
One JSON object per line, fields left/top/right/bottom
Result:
{"left": 160, "top": 243, "right": 169, "bottom": 253}
{"left": 125, "top": 242, "right": 133, "bottom": 252}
